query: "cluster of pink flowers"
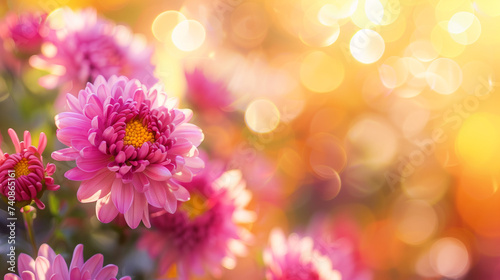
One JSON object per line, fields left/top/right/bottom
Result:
{"left": 0, "top": 6, "right": 371, "bottom": 280}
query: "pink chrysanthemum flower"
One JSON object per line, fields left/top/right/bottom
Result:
{"left": 52, "top": 75, "right": 204, "bottom": 229}
{"left": 184, "top": 67, "right": 233, "bottom": 112}
{"left": 263, "top": 229, "right": 341, "bottom": 280}
{"left": 31, "top": 8, "right": 157, "bottom": 92}
{"left": 0, "top": 11, "right": 46, "bottom": 57}
{"left": 0, "top": 129, "right": 59, "bottom": 209}
{"left": 138, "top": 164, "right": 255, "bottom": 279}
{"left": 4, "top": 243, "right": 130, "bottom": 280}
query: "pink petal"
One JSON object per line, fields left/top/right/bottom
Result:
{"left": 20, "top": 271, "right": 36, "bottom": 280}
{"left": 124, "top": 193, "right": 147, "bottom": 229}
{"left": 52, "top": 148, "right": 79, "bottom": 161}
{"left": 23, "top": 131, "right": 31, "bottom": 148}
{"left": 173, "top": 185, "right": 190, "bottom": 202}
{"left": 131, "top": 173, "right": 149, "bottom": 193}
{"left": 38, "top": 132, "right": 47, "bottom": 155}
{"left": 69, "top": 268, "right": 81, "bottom": 280}
{"left": 38, "top": 244, "right": 56, "bottom": 262}
{"left": 80, "top": 254, "right": 103, "bottom": 279}
{"left": 70, "top": 245, "right": 84, "bottom": 271}
{"left": 94, "top": 264, "right": 118, "bottom": 280}
{"left": 34, "top": 256, "right": 50, "bottom": 280}
{"left": 18, "top": 253, "right": 35, "bottom": 274}
{"left": 144, "top": 181, "right": 167, "bottom": 208}
{"left": 164, "top": 188, "right": 177, "bottom": 213}
{"left": 52, "top": 255, "right": 69, "bottom": 279}
{"left": 77, "top": 170, "right": 114, "bottom": 203}
{"left": 171, "top": 124, "right": 204, "bottom": 146}
{"left": 172, "top": 169, "right": 193, "bottom": 183}
{"left": 111, "top": 180, "right": 134, "bottom": 213}
{"left": 76, "top": 148, "right": 111, "bottom": 172}
{"left": 96, "top": 193, "right": 119, "bottom": 223}
{"left": 65, "top": 167, "right": 97, "bottom": 181}
{"left": 143, "top": 164, "right": 172, "bottom": 181}
{"left": 4, "top": 274, "right": 21, "bottom": 280}
{"left": 8, "top": 129, "right": 20, "bottom": 153}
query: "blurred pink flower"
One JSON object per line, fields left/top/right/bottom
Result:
{"left": 0, "top": 129, "right": 59, "bottom": 209}
{"left": 4, "top": 243, "right": 130, "bottom": 280}
{"left": 138, "top": 164, "right": 255, "bottom": 279}
{"left": 308, "top": 214, "right": 373, "bottom": 280}
{"left": 31, "top": 8, "right": 157, "bottom": 92}
{"left": 184, "top": 67, "right": 233, "bottom": 111}
{"left": 52, "top": 75, "right": 204, "bottom": 229}
{"left": 0, "top": 11, "right": 46, "bottom": 57}
{"left": 263, "top": 229, "right": 341, "bottom": 280}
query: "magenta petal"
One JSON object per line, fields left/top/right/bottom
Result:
{"left": 81, "top": 254, "right": 104, "bottom": 279}
{"left": 52, "top": 148, "right": 79, "bottom": 161}
{"left": 174, "top": 185, "right": 190, "bottom": 202}
{"left": 34, "top": 256, "right": 50, "bottom": 280}
{"left": 143, "top": 164, "right": 172, "bottom": 181}
{"left": 76, "top": 148, "right": 110, "bottom": 172}
{"left": 8, "top": 129, "right": 21, "bottom": 153}
{"left": 18, "top": 253, "right": 35, "bottom": 274}
{"left": 145, "top": 181, "right": 167, "bottom": 208}
{"left": 94, "top": 264, "right": 119, "bottom": 280}
{"left": 124, "top": 192, "right": 147, "bottom": 229}
{"left": 52, "top": 255, "right": 70, "bottom": 279}
{"left": 77, "top": 170, "right": 114, "bottom": 203}
{"left": 131, "top": 173, "right": 149, "bottom": 193}
{"left": 38, "top": 243, "right": 56, "bottom": 262}
{"left": 171, "top": 123, "right": 204, "bottom": 146}
{"left": 21, "top": 271, "right": 36, "bottom": 280}
{"left": 65, "top": 167, "right": 97, "bottom": 181}
{"left": 70, "top": 244, "right": 84, "bottom": 271}
{"left": 96, "top": 193, "right": 119, "bottom": 223}
{"left": 38, "top": 132, "right": 47, "bottom": 154}
{"left": 111, "top": 180, "right": 134, "bottom": 213}
{"left": 164, "top": 188, "right": 177, "bottom": 213}
{"left": 4, "top": 274, "right": 21, "bottom": 280}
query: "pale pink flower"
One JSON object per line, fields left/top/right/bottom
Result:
{"left": 263, "top": 229, "right": 341, "bottom": 280}
{"left": 52, "top": 75, "right": 204, "bottom": 229}
{"left": 4, "top": 243, "right": 130, "bottom": 280}
{"left": 0, "top": 129, "right": 59, "bottom": 209}
{"left": 139, "top": 164, "right": 255, "bottom": 279}
{"left": 31, "top": 8, "right": 157, "bottom": 92}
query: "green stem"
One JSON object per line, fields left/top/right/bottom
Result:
{"left": 22, "top": 206, "right": 37, "bottom": 255}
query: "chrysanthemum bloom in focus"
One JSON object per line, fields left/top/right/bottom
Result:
{"left": 184, "top": 67, "right": 233, "bottom": 112}
{"left": 263, "top": 229, "right": 341, "bottom": 280}
{"left": 4, "top": 243, "right": 130, "bottom": 280}
{"left": 0, "top": 11, "right": 46, "bottom": 57}
{"left": 31, "top": 8, "right": 157, "bottom": 92}
{"left": 52, "top": 75, "right": 204, "bottom": 228}
{"left": 0, "top": 129, "right": 59, "bottom": 209}
{"left": 138, "top": 164, "right": 255, "bottom": 279}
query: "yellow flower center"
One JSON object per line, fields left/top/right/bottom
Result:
{"left": 13, "top": 158, "right": 31, "bottom": 178}
{"left": 180, "top": 192, "right": 209, "bottom": 220}
{"left": 123, "top": 119, "right": 155, "bottom": 148}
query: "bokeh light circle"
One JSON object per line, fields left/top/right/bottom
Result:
{"left": 300, "top": 51, "right": 344, "bottom": 93}
{"left": 245, "top": 99, "right": 281, "bottom": 133}
{"left": 425, "top": 58, "right": 463, "bottom": 95}
{"left": 171, "top": 20, "right": 206, "bottom": 52}
{"left": 350, "top": 29, "right": 385, "bottom": 64}
{"left": 152, "top": 11, "right": 187, "bottom": 42}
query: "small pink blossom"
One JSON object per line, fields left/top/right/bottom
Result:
{"left": 0, "top": 11, "right": 46, "bottom": 57}
{"left": 4, "top": 243, "right": 130, "bottom": 280}
{"left": 0, "top": 129, "right": 59, "bottom": 209}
